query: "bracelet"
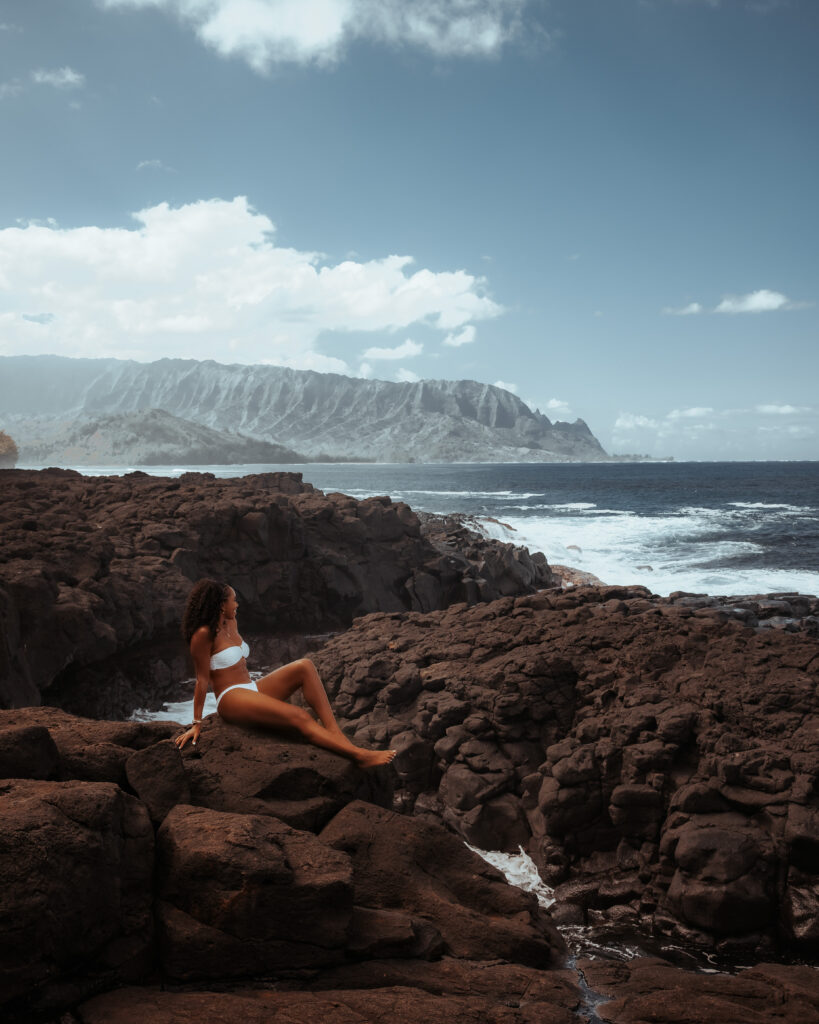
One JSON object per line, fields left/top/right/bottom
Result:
{"left": 192, "top": 718, "right": 202, "bottom": 725}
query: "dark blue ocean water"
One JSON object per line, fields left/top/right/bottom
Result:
{"left": 64, "top": 461, "right": 819, "bottom": 597}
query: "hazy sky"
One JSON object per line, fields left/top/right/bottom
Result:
{"left": 1, "top": 0, "right": 817, "bottom": 460}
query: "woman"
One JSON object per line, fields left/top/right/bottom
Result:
{"left": 174, "top": 579, "right": 395, "bottom": 768}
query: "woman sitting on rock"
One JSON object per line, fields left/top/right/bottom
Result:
{"left": 174, "top": 578, "right": 395, "bottom": 768}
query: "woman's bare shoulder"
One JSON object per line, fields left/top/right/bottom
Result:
{"left": 190, "top": 626, "right": 212, "bottom": 650}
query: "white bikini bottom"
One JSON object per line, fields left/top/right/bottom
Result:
{"left": 215, "top": 680, "right": 259, "bottom": 711}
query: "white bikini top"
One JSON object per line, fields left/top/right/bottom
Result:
{"left": 209, "top": 640, "right": 249, "bottom": 670}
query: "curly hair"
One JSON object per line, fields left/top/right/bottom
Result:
{"left": 181, "top": 578, "right": 229, "bottom": 645}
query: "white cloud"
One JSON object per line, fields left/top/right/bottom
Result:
{"left": 442, "top": 324, "right": 476, "bottom": 347}
{"left": 524, "top": 397, "right": 573, "bottom": 419}
{"left": 136, "top": 158, "right": 176, "bottom": 172}
{"left": 614, "top": 413, "right": 659, "bottom": 430}
{"left": 756, "top": 403, "right": 809, "bottom": 415}
{"left": 357, "top": 361, "right": 373, "bottom": 378}
{"left": 612, "top": 401, "right": 819, "bottom": 459}
{"left": 0, "top": 80, "right": 23, "bottom": 100}
{"left": 667, "top": 406, "right": 714, "bottom": 420}
{"left": 395, "top": 368, "right": 420, "bottom": 383}
{"left": 98, "top": 0, "right": 528, "bottom": 70}
{"left": 664, "top": 291, "right": 808, "bottom": 316}
{"left": 715, "top": 289, "right": 790, "bottom": 314}
{"left": 32, "top": 66, "right": 85, "bottom": 89}
{"left": 493, "top": 379, "right": 517, "bottom": 393}
{"left": 362, "top": 338, "right": 423, "bottom": 360}
{"left": 0, "top": 196, "right": 502, "bottom": 363}
{"left": 263, "top": 350, "right": 350, "bottom": 374}
{"left": 662, "top": 301, "right": 702, "bottom": 316}
{"left": 546, "top": 398, "right": 572, "bottom": 417}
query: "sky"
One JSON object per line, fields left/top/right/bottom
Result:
{"left": 0, "top": 0, "right": 817, "bottom": 460}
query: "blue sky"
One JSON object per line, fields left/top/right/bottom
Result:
{"left": 0, "top": 0, "right": 817, "bottom": 459}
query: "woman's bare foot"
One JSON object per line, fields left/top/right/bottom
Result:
{"left": 354, "top": 747, "right": 397, "bottom": 768}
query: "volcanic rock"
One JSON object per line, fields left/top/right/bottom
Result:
{"left": 0, "top": 468, "right": 557, "bottom": 713}
{"left": 78, "top": 980, "right": 580, "bottom": 1024}
{"left": 0, "top": 778, "right": 154, "bottom": 1018}
{"left": 320, "top": 799, "right": 565, "bottom": 967}
{"left": 0, "top": 705, "right": 574, "bottom": 1022}
{"left": 157, "top": 804, "right": 354, "bottom": 980}
{"left": 176, "top": 714, "right": 393, "bottom": 831}
{"left": 312, "top": 585, "right": 819, "bottom": 956}
{"left": 580, "top": 957, "right": 819, "bottom": 1024}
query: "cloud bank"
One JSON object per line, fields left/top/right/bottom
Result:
{"left": 362, "top": 338, "right": 423, "bottom": 360}
{"left": 715, "top": 289, "right": 791, "bottom": 314}
{"left": 32, "top": 67, "right": 86, "bottom": 89}
{"left": 662, "top": 302, "right": 702, "bottom": 316}
{"left": 663, "top": 289, "right": 806, "bottom": 316}
{"left": 0, "top": 196, "right": 501, "bottom": 370}
{"left": 443, "top": 325, "right": 476, "bottom": 347}
{"left": 612, "top": 402, "right": 817, "bottom": 459}
{"left": 98, "top": 0, "right": 529, "bottom": 70}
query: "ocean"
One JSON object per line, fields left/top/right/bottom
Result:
{"left": 54, "top": 460, "right": 819, "bottom": 599}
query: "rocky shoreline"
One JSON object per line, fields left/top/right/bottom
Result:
{"left": 1, "top": 705, "right": 817, "bottom": 1023}
{"left": 0, "top": 469, "right": 555, "bottom": 715}
{"left": 1, "top": 468, "right": 818, "bottom": 1021}
{"left": 313, "top": 585, "right": 819, "bottom": 961}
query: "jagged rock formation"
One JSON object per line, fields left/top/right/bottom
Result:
{"left": 0, "top": 354, "right": 607, "bottom": 463}
{"left": 14, "top": 408, "right": 309, "bottom": 465}
{"left": 0, "top": 431, "right": 17, "bottom": 469}
{"left": 312, "top": 586, "right": 819, "bottom": 959}
{"left": 0, "top": 469, "right": 556, "bottom": 712}
{"left": 0, "top": 707, "right": 568, "bottom": 1023}
{"left": 1, "top": 706, "right": 817, "bottom": 1023}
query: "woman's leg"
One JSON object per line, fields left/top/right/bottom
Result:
{"left": 256, "top": 658, "right": 344, "bottom": 736}
{"left": 217, "top": 686, "right": 395, "bottom": 767}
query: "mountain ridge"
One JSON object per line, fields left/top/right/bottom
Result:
{"left": 0, "top": 354, "right": 608, "bottom": 463}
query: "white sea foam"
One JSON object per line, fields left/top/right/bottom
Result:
{"left": 466, "top": 844, "right": 556, "bottom": 908}
{"left": 344, "top": 489, "right": 543, "bottom": 501}
{"left": 130, "top": 692, "right": 217, "bottom": 723}
{"left": 728, "top": 502, "right": 810, "bottom": 512}
{"left": 480, "top": 511, "right": 819, "bottom": 598}
{"left": 129, "top": 670, "right": 266, "bottom": 723}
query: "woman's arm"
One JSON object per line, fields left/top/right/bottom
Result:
{"left": 175, "top": 627, "right": 212, "bottom": 750}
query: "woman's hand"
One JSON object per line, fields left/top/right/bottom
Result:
{"left": 175, "top": 723, "right": 201, "bottom": 750}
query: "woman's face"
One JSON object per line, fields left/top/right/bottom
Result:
{"left": 221, "top": 586, "right": 239, "bottom": 620}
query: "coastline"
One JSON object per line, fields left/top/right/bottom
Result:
{"left": 15, "top": 460, "right": 819, "bottom": 600}
{"left": 1, "top": 466, "right": 818, "bottom": 1021}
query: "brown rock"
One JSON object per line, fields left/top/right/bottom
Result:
{"left": 156, "top": 804, "right": 353, "bottom": 980}
{"left": 125, "top": 738, "right": 191, "bottom": 823}
{"left": 181, "top": 717, "right": 393, "bottom": 831}
{"left": 580, "top": 957, "right": 819, "bottom": 1024}
{"left": 320, "top": 799, "right": 566, "bottom": 967}
{"left": 310, "top": 586, "right": 819, "bottom": 954}
{"left": 0, "top": 706, "right": 179, "bottom": 783}
{"left": 79, "top": 981, "right": 578, "bottom": 1024}
{"left": 0, "top": 469, "right": 557, "bottom": 713}
{"left": 0, "top": 779, "right": 153, "bottom": 1019}
{"left": 0, "top": 723, "right": 60, "bottom": 779}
